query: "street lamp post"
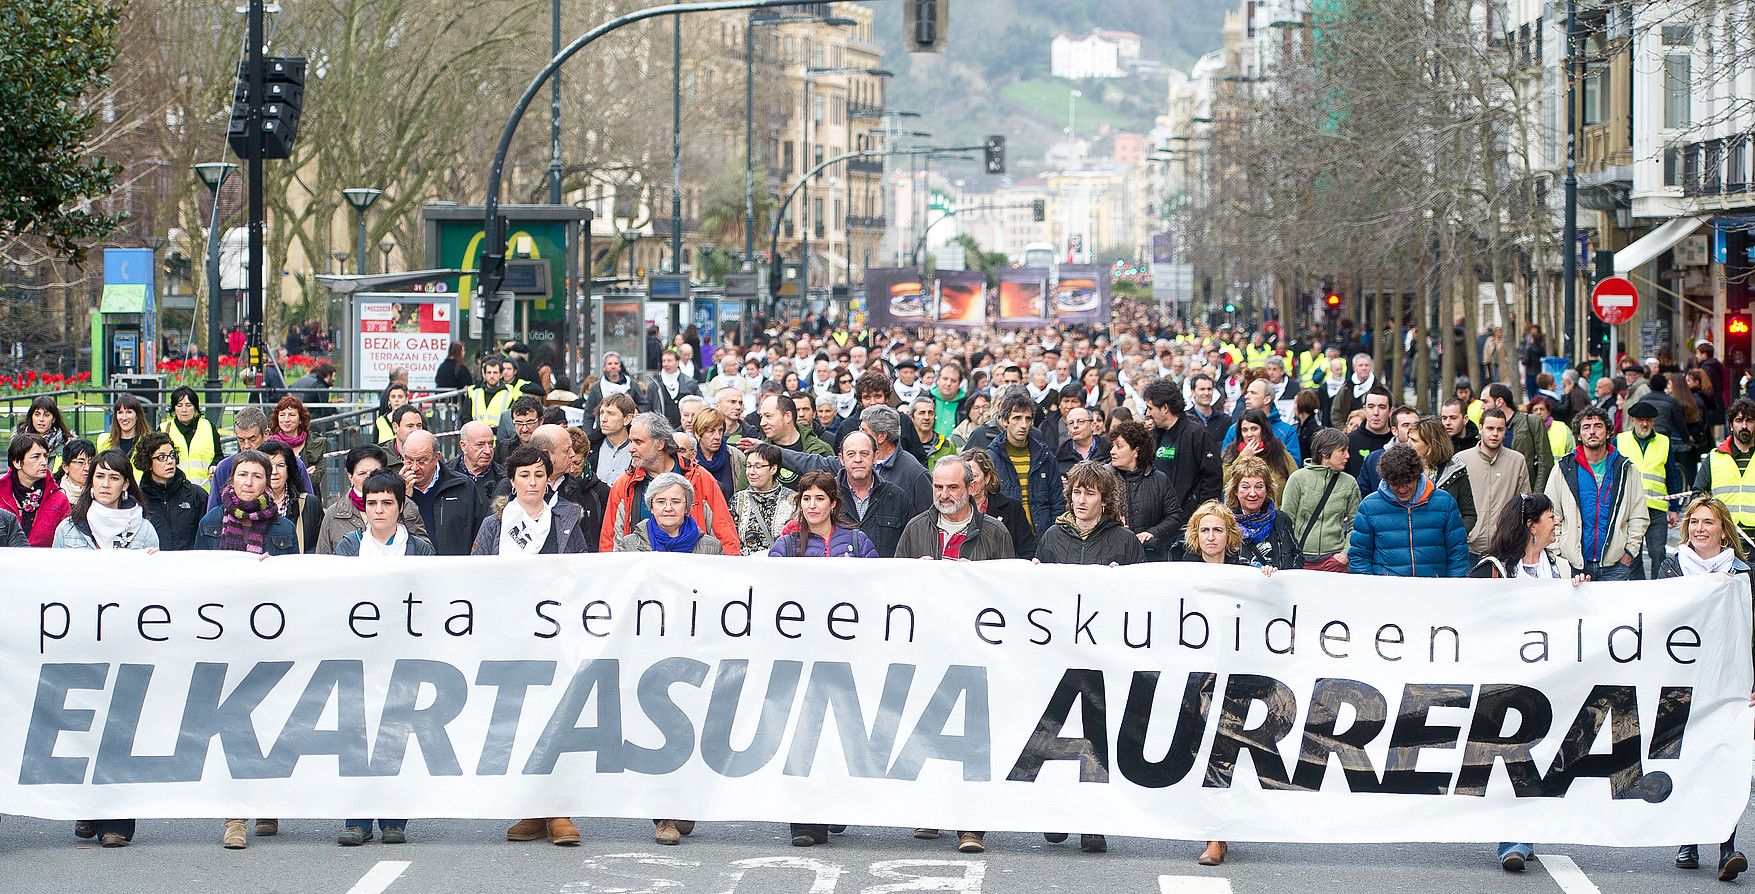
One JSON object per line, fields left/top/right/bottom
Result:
{"left": 341, "top": 188, "right": 384, "bottom": 275}
{"left": 1562, "top": 0, "right": 1578, "bottom": 360}
{"left": 194, "top": 161, "right": 237, "bottom": 426}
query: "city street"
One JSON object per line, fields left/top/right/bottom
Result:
{"left": 0, "top": 813, "right": 1748, "bottom": 893}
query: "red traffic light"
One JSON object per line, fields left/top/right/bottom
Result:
{"left": 1324, "top": 292, "right": 1342, "bottom": 307}
{"left": 1731, "top": 316, "right": 1751, "bottom": 337}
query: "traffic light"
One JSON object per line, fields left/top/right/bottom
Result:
{"left": 1031, "top": 199, "right": 1045, "bottom": 222}
{"left": 983, "top": 135, "right": 1006, "bottom": 175}
{"left": 904, "top": 0, "right": 948, "bottom": 52}
{"left": 1728, "top": 313, "right": 1751, "bottom": 355}
{"left": 1325, "top": 291, "right": 1342, "bottom": 308}
{"left": 227, "top": 57, "right": 307, "bottom": 160}
{"left": 1224, "top": 302, "right": 1237, "bottom": 313}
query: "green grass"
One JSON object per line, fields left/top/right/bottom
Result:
{"left": 998, "top": 78, "right": 1150, "bottom": 134}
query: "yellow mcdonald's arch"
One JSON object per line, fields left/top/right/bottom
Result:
{"left": 458, "top": 229, "right": 542, "bottom": 311}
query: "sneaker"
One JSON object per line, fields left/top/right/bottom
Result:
{"left": 338, "top": 826, "right": 369, "bottom": 847}
{"left": 1081, "top": 834, "right": 1108, "bottom": 853}
{"left": 74, "top": 821, "right": 96, "bottom": 840}
{"left": 506, "top": 818, "right": 547, "bottom": 842}
{"left": 380, "top": 825, "right": 407, "bottom": 845}
{"left": 913, "top": 828, "right": 940, "bottom": 839}
{"left": 222, "top": 819, "right": 247, "bottom": 850}
{"left": 655, "top": 820, "right": 681, "bottom": 846}
{"left": 1502, "top": 852, "right": 1525, "bottom": 872}
{"left": 1719, "top": 852, "right": 1748, "bottom": 882}
{"left": 957, "top": 832, "right": 985, "bottom": 854}
{"left": 255, "top": 819, "right": 278, "bottom": 837}
{"left": 1678, "top": 846, "right": 1702, "bottom": 870}
{"left": 99, "top": 832, "right": 128, "bottom": 848}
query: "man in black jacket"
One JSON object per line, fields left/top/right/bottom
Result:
{"left": 399, "top": 430, "right": 488, "bottom": 557}
{"left": 1142, "top": 379, "right": 1221, "bottom": 545}
{"left": 836, "top": 431, "right": 911, "bottom": 557}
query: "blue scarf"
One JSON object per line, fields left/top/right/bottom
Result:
{"left": 1237, "top": 500, "right": 1276, "bottom": 545}
{"left": 646, "top": 515, "right": 703, "bottom": 553}
{"left": 696, "top": 444, "right": 734, "bottom": 499}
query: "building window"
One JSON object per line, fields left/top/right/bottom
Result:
{"left": 1664, "top": 54, "right": 1692, "bottom": 128}
{"left": 1582, "top": 69, "right": 1602, "bottom": 126}
{"left": 783, "top": 141, "right": 795, "bottom": 174}
{"left": 813, "top": 94, "right": 824, "bottom": 124}
{"left": 1665, "top": 146, "right": 1681, "bottom": 187}
{"left": 813, "top": 197, "right": 825, "bottom": 238}
{"left": 1729, "top": 137, "right": 1749, "bottom": 193}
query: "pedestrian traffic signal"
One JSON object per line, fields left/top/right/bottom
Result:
{"left": 984, "top": 135, "right": 1006, "bottom": 175}
{"left": 227, "top": 57, "right": 307, "bottom": 160}
{"left": 904, "top": 0, "right": 948, "bottom": 52}
{"left": 1031, "top": 199, "right": 1045, "bottom": 222}
{"left": 1325, "top": 292, "right": 1342, "bottom": 307}
{"left": 1224, "top": 302, "right": 1237, "bottom": 313}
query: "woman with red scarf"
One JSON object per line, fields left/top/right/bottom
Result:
{"left": 268, "top": 395, "right": 327, "bottom": 497}
{"left": 0, "top": 433, "right": 71, "bottom": 547}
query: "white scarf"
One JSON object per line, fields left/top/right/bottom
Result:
{"left": 1026, "top": 382, "right": 1052, "bottom": 404}
{"left": 1352, "top": 373, "right": 1376, "bottom": 399}
{"left": 679, "top": 361, "right": 696, "bottom": 380}
{"left": 1677, "top": 543, "right": 1737, "bottom": 577}
{"left": 499, "top": 498, "right": 552, "bottom": 556}
{"left": 358, "top": 524, "right": 409, "bottom": 557}
{"left": 660, "top": 369, "right": 681, "bottom": 393}
{"left": 1326, "top": 375, "right": 1345, "bottom": 398}
{"left": 833, "top": 390, "right": 858, "bottom": 418}
{"left": 1512, "top": 551, "right": 1558, "bottom": 579}
{"left": 599, "top": 375, "right": 632, "bottom": 397}
{"left": 86, "top": 500, "right": 145, "bottom": 550}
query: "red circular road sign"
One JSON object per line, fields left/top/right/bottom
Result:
{"left": 1591, "top": 276, "right": 1639, "bottom": 325}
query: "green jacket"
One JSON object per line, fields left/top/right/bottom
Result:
{"left": 932, "top": 385, "right": 968, "bottom": 441}
{"left": 1280, "top": 461, "right": 1362, "bottom": 559}
{"left": 920, "top": 431, "right": 958, "bottom": 470}
{"left": 1505, "top": 410, "right": 1553, "bottom": 495}
{"left": 795, "top": 426, "right": 835, "bottom": 457}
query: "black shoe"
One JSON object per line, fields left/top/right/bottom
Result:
{"left": 789, "top": 824, "right": 827, "bottom": 847}
{"left": 828, "top": 825, "right": 847, "bottom": 834}
{"left": 1679, "top": 845, "right": 1703, "bottom": 869}
{"left": 1502, "top": 852, "right": 1525, "bottom": 872}
{"left": 1043, "top": 833, "right": 1069, "bottom": 843}
{"left": 1081, "top": 834, "right": 1108, "bottom": 853}
{"left": 1719, "top": 852, "right": 1748, "bottom": 881}
{"left": 73, "top": 821, "right": 96, "bottom": 840}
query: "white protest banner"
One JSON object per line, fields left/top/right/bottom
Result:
{"left": 0, "top": 550, "right": 1748, "bottom": 846}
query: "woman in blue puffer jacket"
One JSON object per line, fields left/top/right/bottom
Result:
{"left": 768, "top": 470, "right": 878, "bottom": 559}
{"left": 1348, "top": 445, "right": 1469, "bottom": 577}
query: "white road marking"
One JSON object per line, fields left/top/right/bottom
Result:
{"left": 1159, "top": 876, "right": 1233, "bottom": 894}
{"left": 345, "top": 860, "right": 411, "bottom": 894}
{"left": 1535, "top": 854, "right": 1603, "bottom": 894}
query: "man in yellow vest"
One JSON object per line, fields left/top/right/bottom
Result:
{"left": 1695, "top": 397, "right": 1755, "bottom": 546}
{"left": 1617, "top": 401, "right": 1682, "bottom": 579}
{"left": 1297, "top": 341, "right": 1326, "bottom": 389}
{"left": 468, "top": 356, "right": 514, "bottom": 425}
{"left": 1243, "top": 331, "right": 1273, "bottom": 369}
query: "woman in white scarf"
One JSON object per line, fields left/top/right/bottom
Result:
{"left": 335, "top": 470, "right": 434, "bottom": 558}
{"left": 53, "top": 449, "right": 158, "bottom": 552}
{"left": 1655, "top": 496, "right": 1750, "bottom": 880}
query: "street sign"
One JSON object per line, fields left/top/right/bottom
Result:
{"left": 1590, "top": 276, "right": 1639, "bottom": 325}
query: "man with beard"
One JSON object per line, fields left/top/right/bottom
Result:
{"left": 1543, "top": 407, "right": 1647, "bottom": 581}
{"left": 1618, "top": 401, "right": 1682, "bottom": 578}
{"left": 1694, "top": 398, "right": 1755, "bottom": 543}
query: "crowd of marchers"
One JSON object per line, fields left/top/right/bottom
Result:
{"left": 1, "top": 312, "right": 1751, "bottom": 880}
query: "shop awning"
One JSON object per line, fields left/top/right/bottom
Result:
{"left": 1614, "top": 216, "right": 1709, "bottom": 274}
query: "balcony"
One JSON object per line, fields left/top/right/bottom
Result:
{"left": 847, "top": 158, "right": 885, "bottom": 175}
{"left": 846, "top": 215, "right": 886, "bottom": 230}
{"left": 847, "top": 103, "right": 886, "bottom": 120}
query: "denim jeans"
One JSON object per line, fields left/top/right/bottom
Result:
{"left": 1636, "top": 509, "right": 1668, "bottom": 580}
{"left": 1498, "top": 841, "right": 1533, "bottom": 861}
{"left": 1585, "top": 559, "right": 1634, "bottom": 582}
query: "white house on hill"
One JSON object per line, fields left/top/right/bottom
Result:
{"left": 1051, "top": 29, "right": 1143, "bottom": 80}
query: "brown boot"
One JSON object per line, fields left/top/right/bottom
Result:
{"left": 1198, "top": 840, "right": 1227, "bottom": 866}
{"left": 222, "top": 819, "right": 247, "bottom": 849}
{"left": 506, "top": 818, "right": 547, "bottom": 842}
{"left": 957, "top": 831, "right": 985, "bottom": 853}
{"left": 654, "top": 819, "right": 681, "bottom": 846}
{"left": 546, "top": 817, "right": 581, "bottom": 845}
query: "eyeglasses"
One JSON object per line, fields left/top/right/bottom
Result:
{"left": 151, "top": 451, "right": 179, "bottom": 463}
{"left": 513, "top": 419, "right": 539, "bottom": 430}
{"left": 65, "top": 456, "right": 92, "bottom": 467}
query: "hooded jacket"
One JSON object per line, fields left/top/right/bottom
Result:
{"left": 1348, "top": 475, "right": 1470, "bottom": 577}
{"left": 1034, "top": 515, "right": 1145, "bottom": 566}
{"left": 1280, "top": 460, "right": 1361, "bottom": 559}
{"left": 1503, "top": 409, "right": 1554, "bottom": 498}
{"left": 987, "top": 431, "right": 1064, "bottom": 537}
{"left": 600, "top": 452, "right": 740, "bottom": 553}
{"left": 315, "top": 490, "right": 430, "bottom": 555}
{"left": 139, "top": 469, "right": 209, "bottom": 552}
{"left": 931, "top": 385, "right": 969, "bottom": 441}
{"left": 0, "top": 470, "right": 71, "bottom": 548}
{"left": 1544, "top": 444, "right": 1648, "bottom": 570}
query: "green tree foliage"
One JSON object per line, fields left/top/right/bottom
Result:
{"left": 0, "top": 0, "right": 125, "bottom": 264}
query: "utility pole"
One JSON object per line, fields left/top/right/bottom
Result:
{"left": 549, "top": 0, "right": 563, "bottom": 204}
{"left": 1562, "top": 0, "right": 1578, "bottom": 359}
{"left": 672, "top": 14, "right": 684, "bottom": 275}
{"left": 744, "top": 14, "right": 757, "bottom": 271}
{"left": 245, "top": 0, "right": 266, "bottom": 381}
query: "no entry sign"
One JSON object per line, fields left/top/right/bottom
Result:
{"left": 1591, "top": 276, "right": 1639, "bottom": 325}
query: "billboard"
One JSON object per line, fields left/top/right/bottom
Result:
{"left": 935, "top": 271, "right": 987, "bottom": 328}
{"left": 1051, "top": 265, "right": 1110, "bottom": 324}
{"left": 353, "top": 292, "right": 458, "bottom": 391}
{"left": 998, "top": 268, "right": 1049, "bottom": 327}
{"left": 864, "top": 267, "right": 928, "bottom": 330}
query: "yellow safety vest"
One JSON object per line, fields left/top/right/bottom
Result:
{"left": 1545, "top": 421, "right": 1575, "bottom": 459}
{"left": 468, "top": 385, "right": 514, "bottom": 424}
{"left": 1708, "top": 449, "right": 1755, "bottom": 529}
{"left": 1298, "top": 351, "right": 1322, "bottom": 388}
{"left": 1217, "top": 341, "right": 1242, "bottom": 365}
{"left": 161, "top": 417, "right": 218, "bottom": 484}
{"left": 1616, "top": 431, "right": 1672, "bottom": 512}
{"left": 375, "top": 415, "right": 394, "bottom": 443}
{"left": 1467, "top": 399, "right": 1484, "bottom": 426}
{"left": 1244, "top": 343, "right": 1273, "bottom": 369}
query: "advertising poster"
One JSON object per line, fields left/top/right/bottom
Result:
{"left": 1052, "top": 264, "right": 1110, "bottom": 324}
{"left": 354, "top": 294, "right": 456, "bottom": 390}
{"left": 864, "top": 268, "right": 929, "bottom": 330}
{"left": 935, "top": 271, "right": 988, "bottom": 328}
{"left": 998, "top": 268, "right": 1050, "bottom": 327}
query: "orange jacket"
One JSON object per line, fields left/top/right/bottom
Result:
{"left": 600, "top": 452, "right": 741, "bottom": 554}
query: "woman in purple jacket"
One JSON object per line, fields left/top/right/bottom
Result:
{"left": 768, "top": 470, "right": 873, "bottom": 847}
{"left": 768, "top": 470, "right": 878, "bottom": 558}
